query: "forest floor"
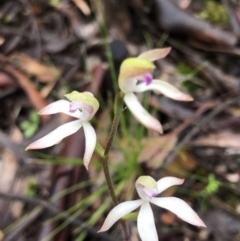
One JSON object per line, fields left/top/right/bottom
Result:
{"left": 1, "top": 0, "right": 240, "bottom": 241}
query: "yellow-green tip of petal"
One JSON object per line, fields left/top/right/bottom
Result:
{"left": 65, "top": 91, "right": 99, "bottom": 113}
{"left": 136, "top": 176, "right": 157, "bottom": 189}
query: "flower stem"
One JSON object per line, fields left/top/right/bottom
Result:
{"left": 100, "top": 92, "right": 129, "bottom": 240}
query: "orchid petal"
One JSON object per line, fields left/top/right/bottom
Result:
{"left": 137, "top": 202, "right": 158, "bottom": 241}
{"left": 82, "top": 122, "right": 96, "bottom": 170}
{"left": 134, "top": 80, "right": 193, "bottom": 101}
{"left": 25, "top": 120, "right": 82, "bottom": 150}
{"left": 157, "top": 177, "right": 184, "bottom": 195}
{"left": 98, "top": 200, "right": 143, "bottom": 232}
{"left": 124, "top": 93, "right": 163, "bottom": 133}
{"left": 38, "top": 100, "right": 82, "bottom": 118}
{"left": 138, "top": 47, "right": 171, "bottom": 62}
{"left": 150, "top": 197, "right": 206, "bottom": 227}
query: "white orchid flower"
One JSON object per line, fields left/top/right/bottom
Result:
{"left": 118, "top": 48, "right": 193, "bottom": 133}
{"left": 98, "top": 176, "right": 206, "bottom": 241}
{"left": 25, "top": 91, "right": 99, "bottom": 170}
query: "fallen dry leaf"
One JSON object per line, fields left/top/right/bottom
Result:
{"left": 57, "top": 3, "right": 98, "bottom": 40}
{"left": 0, "top": 127, "right": 29, "bottom": 218}
{"left": 0, "top": 71, "right": 15, "bottom": 87}
{"left": 160, "top": 151, "right": 197, "bottom": 197}
{"left": 225, "top": 173, "right": 239, "bottom": 183}
{"left": 139, "top": 133, "right": 178, "bottom": 169}
{"left": 72, "top": 0, "right": 90, "bottom": 15}
{"left": 0, "top": 36, "right": 4, "bottom": 46}
{"left": 225, "top": 107, "right": 240, "bottom": 117}
{"left": 43, "top": 35, "right": 77, "bottom": 54}
{"left": 192, "top": 131, "right": 240, "bottom": 148}
{"left": 2, "top": 62, "right": 48, "bottom": 115}
{"left": 174, "top": 0, "right": 191, "bottom": 9}
{"left": 164, "top": 151, "right": 197, "bottom": 178}
{"left": 10, "top": 53, "right": 58, "bottom": 83}
{"left": 160, "top": 211, "right": 178, "bottom": 225}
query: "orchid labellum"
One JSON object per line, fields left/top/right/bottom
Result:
{"left": 25, "top": 91, "right": 99, "bottom": 170}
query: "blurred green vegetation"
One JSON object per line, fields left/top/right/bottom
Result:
{"left": 20, "top": 111, "right": 40, "bottom": 138}
{"left": 197, "top": 0, "right": 229, "bottom": 25}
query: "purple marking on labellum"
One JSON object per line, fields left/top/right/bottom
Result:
{"left": 143, "top": 73, "right": 153, "bottom": 85}
{"left": 143, "top": 187, "right": 158, "bottom": 199}
{"left": 69, "top": 101, "right": 94, "bottom": 114}
{"left": 69, "top": 101, "right": 79, "bottom": 113}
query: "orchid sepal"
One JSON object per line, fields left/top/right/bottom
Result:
{"left": 124, "top": 93, "right": 163, "bottom": 133}
{"left": 134, "top": 80, "right": 193, "bottom": 101}
{"left": 138, "top": 47, "right": 171, "bottom": 61}
{"left": 98, "top": 200, "right": 143, "bottom": 233}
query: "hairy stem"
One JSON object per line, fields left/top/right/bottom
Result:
{"left": 100, "top": 92, "right": 129, "bottom": 240}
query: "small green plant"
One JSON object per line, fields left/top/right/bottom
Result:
{"left": 204, "top": 174, "right": 221, "bottom": 195}
{"left": 49, "top": 0, "right": 60, "bottom": 6}
{"left": 20, "top": 111, "right": 40, "bottom": 138}
{"left": 177, "top": 62, "right": 193, "bottom": 75}
{"left": 177, "top": 61, "right": 209, "bottom": 94}
{"left": 197, "top": 0, "right": 228, "bottom": 24}
{"left": 198, "top": 174, "right": 221, "bottom": 210}
{"left": 25, "top": 178, "right": 38, "bottom": 197}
